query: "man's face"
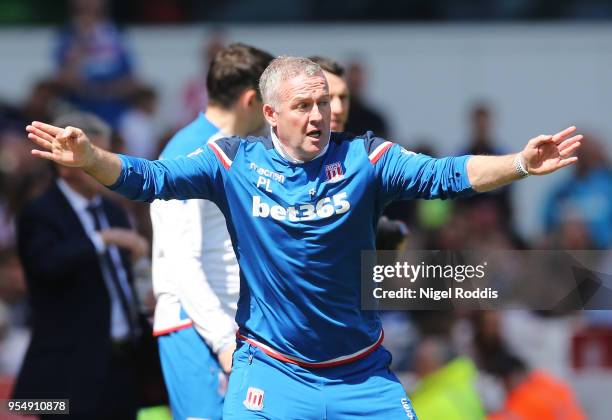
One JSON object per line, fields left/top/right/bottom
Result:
{"left": 323, "top": 70, "right": 350, "bottom": 132}
{"left": 266, "top": 73, "right": 331, "bottom": 161}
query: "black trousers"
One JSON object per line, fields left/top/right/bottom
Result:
{"left": 41, "top": 345, "right": 139, "bottom": 420}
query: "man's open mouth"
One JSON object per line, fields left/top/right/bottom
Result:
{"left": 307, "top": 130, "right": 322, "bottom": 138}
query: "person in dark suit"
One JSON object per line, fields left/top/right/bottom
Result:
{"left": 12, "top": 112, "right": 153, "bottom": 420}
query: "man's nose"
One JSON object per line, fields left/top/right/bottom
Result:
{"left": 310, "top": 104, "right": 323, "bottom": 122}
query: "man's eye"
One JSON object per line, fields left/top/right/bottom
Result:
{"left": 319, "top": 100, "right": 330, "bottom": 106}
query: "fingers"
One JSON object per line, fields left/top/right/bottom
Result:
{"left": 26, "top": 124, "right": 59, "bottom": 151}
{"left": 557, "top": 156, "right": 579, "bottom": 169}
{"left": 559, "top": 141, "right": 582, "bottom": 158}
{"left": 31, "top": 149, "right": 57, "bottom": 161}
{"left": 552, "top": 125, "right": 577, "bottom": 144}
{"left": 26, "top": 123, "right": 82, "bottom": 151}
{"left": 26, "top": 124, "right": 56, "bottom": 142}
{"left": 530, "top": 126, "right": 580, "bottom": 149}
{"left": 31, "top": 121, "right": 63, "bottom": 137}
{"left": 558, "top": 134, "right": 583, "bottom": 151}
{"left": 27, "top": 132, "right": 53, "bottom": 150}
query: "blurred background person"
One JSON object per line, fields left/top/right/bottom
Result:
{"left": 0, "top": 250, "right": 29, "bottom": 378}
{"left": 410, "top": 335, "right": 485, "bottom": 420}
{"left": 543, "top": 133, "right": 611, "bottom": 250}
{"left": 461, "top": 104, "right": 511, "bottom": 219}
{"left": 12, "top": 113, "right": 158, "bottom": 420}
{"left": 309, "top": 56, "right": 350, "bottom": 132}
{"left": 487, "top": 351, "right": 586, "bottom": 420}
{"left": 344, "top": 59, "right": 389, "bottom": 137}
{"left": 0, "top": 132, "right": 52, "bottom": 249}
{"left": 455, "top": 102, "right": 523, "bottom": 249}
{"left": 176, "top": 30, "right": 226, "bottom": 127}
{"left": 19, "top": 79, "right": 67, "bottom": 125}
{"left": 376, "top": 215, "right": 409, "bottom": 253}
{"left": 118, "top": 85, "right": 162, "bottom": 160}
{"left": 53, "top": 0, "right": 142, "bottom": 128}
{"left": 375, "top": 216, "right": 417, "bottom": 373}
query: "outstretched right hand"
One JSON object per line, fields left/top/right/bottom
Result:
{"left": 26, "top": 121, "right": 95, "bottom": 168}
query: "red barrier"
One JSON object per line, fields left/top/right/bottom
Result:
{"left": 572, "top": 328, "right": 612, "bottom": 370}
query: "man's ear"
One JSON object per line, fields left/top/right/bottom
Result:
{"left": 263, "top": 103, "right": 277, "bottom": 128}
{"left": 240, "top": 89, "right": 258, "bottom": 108}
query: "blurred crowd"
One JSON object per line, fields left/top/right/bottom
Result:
{"left": 0, "top": 0, "right": 611, "bottom": 418}
{"left": 378, "top": 103, "right": 612, "bottom": 417}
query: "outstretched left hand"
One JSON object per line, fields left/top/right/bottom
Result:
{"left": 521, "top": 126, "right": 583, "bottom": 175}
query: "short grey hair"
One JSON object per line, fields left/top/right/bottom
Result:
{"left": 259, "top": 56, "right": 323, "bottom": 108}
{"left": 53, "top": 112, "right": 111, "bottom": 141}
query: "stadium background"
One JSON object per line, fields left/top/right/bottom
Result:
{"left": 0, "top": 0, "right": 610, "bottom": 418}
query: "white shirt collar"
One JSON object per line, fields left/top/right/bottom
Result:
{"left": 270, "top": 128, "right": 329, "bottom": 164}
{"left": 56, "top": 178, "right": 100, "bottom": 211}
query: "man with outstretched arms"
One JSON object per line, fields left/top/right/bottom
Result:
{"left": 150, "top": 43, "right": 272, "bottom": 420}
{"left": 26, "top": 56, "right": 583, "bottom": 419}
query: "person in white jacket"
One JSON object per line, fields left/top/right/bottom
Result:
{"left": 149, "top": 43, "right": 273, "bottom": 420}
